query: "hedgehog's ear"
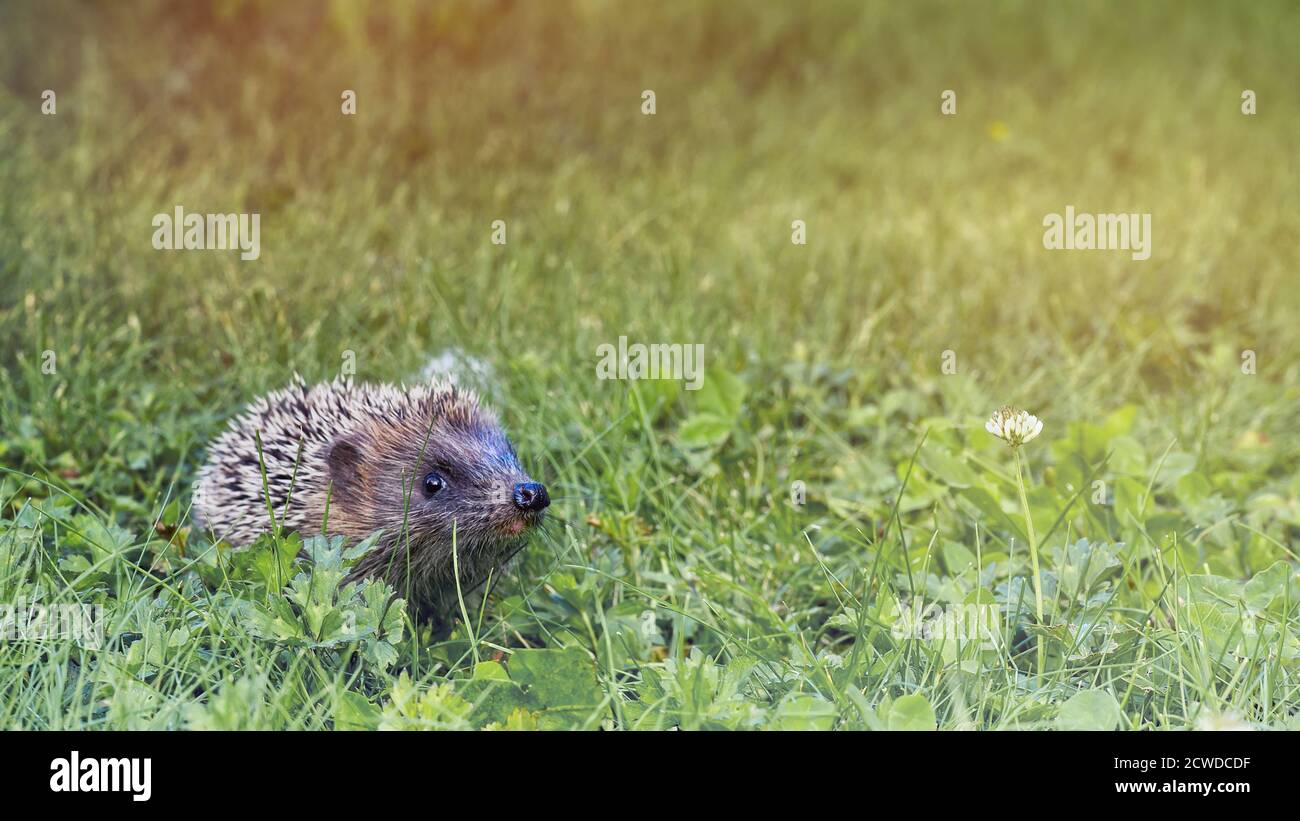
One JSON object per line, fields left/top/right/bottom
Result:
{"left": 327, "top": 437, "right": 365, "bottom": 503}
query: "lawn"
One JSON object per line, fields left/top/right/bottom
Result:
{"left": 1, "top": 0, "right": 1299, "bottom": 729}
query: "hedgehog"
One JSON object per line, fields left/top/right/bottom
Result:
{"left": 192, "top": 375, "right": 549, "bottom": 624}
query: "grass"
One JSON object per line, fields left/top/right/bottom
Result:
{"left": 1, "top": 0, "right": 1300, "bottom": 729}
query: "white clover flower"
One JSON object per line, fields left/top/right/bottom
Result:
{"left": 985, "top": 406, "right": 1042, "bottom": 447}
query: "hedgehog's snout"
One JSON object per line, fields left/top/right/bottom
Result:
{"left": 513, "top": 481, "right": 550, "bottom": 513}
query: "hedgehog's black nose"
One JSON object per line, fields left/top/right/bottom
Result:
{"left": 513, "top": 482, "right": 550, "bottom": 512}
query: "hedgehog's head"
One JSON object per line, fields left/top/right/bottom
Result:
{"left": 324, "top": 383, "right": 548, "bottom": 562}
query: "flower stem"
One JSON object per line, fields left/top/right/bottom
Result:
{"left": 1013, "top": 446, "right": 1045, "bottom": 677}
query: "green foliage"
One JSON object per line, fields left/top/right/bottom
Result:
{"left": 379, "top": 676, "right": 475, "bottom": 731}
{"left": 1057, "top": 690, "right": 1122, "bottom": 731}
{"left": 225, "top": 534, "right": 407, "bottom": 670}
{"left": 185, "top": 675, "right": 272, "bottom": 730}
{"left": 884, "top": 694, "right": 937, "bottom": 731}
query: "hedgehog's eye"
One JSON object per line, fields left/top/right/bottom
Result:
{"left": 423, "top": 472, "right": 445, "bottom": 497}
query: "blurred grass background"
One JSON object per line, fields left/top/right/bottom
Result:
{"left": 2, "top": 0, "right": 1300, "bottom": 728}
{"left": 4, "top": 1, "right": 1299, "bottom": 442}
